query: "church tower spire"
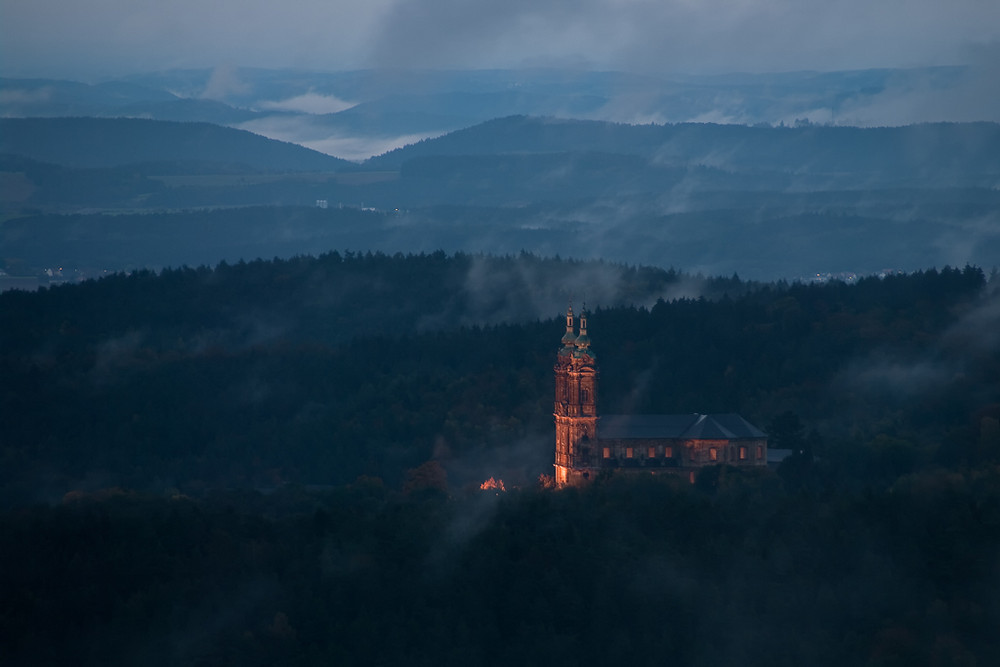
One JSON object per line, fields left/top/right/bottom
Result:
{"left": 575, "top": 303, "right": 591, "bottom": 351}
{"left": 561, "top": 302, "right": 577, "bottom": 348}
{"left": 553, "top": 305, "right": 598, "bottom": 487}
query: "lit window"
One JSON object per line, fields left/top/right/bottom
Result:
{"left": 665, "top": 446, "right": 673, "bottom": 458}
{"left": 739, "top": 446, "right": 747, "bottom": 460}
{"left": 648, "top": 447, "right": 656, "bottom": 458}
{"left": 710, "top": 448, "right": 718, "bottom": 461}
{"left": 603, "top": 447, "right": 611, "bottom": 459}
{"left": 626, "top": 447, "right": 634, "bottom": 459}
{"left": 757, "top": 445, "right": 763, "bottom": 459}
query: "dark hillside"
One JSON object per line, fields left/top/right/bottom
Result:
{"left": 0, "top": 117, "right": 352, "bottom": 171}
{"left": 2, "top": 256, "right": 998, "bottom": 667}
{"left": 0, "top": 154, "right": 166, "bottom": 207}
{"left": 3, "top": 473, "right": 998, "bottom": 667}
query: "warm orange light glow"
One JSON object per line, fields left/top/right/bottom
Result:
{"left": 480, "top": 477, "right": 506, "bottom": 492}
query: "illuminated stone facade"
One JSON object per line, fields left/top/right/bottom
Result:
{"left": 553, "top": 306, "right": 599, "bottom": 487}
{"left": 554, "top": 307, "right": 767, "bottom": 487}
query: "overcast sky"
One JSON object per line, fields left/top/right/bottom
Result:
{"left": 2, "top": 0, "right": 999, "bottom": 79}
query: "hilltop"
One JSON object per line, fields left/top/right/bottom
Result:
{"left": 369, "top": 115, "right": 1000, "bottom": 188}
{"left": 0, "top": 117, "right": 353, "bottom": 172}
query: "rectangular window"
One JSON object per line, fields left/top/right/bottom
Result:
{"left": 648, "top": 447, "right": 656, "bottom": 458}
{"left": 665, "top": 446, "right": 673, "bottom": 458}
{"left": 739, "top": 446, "right": 747, "bottom": 460}
{"left": 709, "top": 448, "right": 718, "bottom": 461}
{"left": 603, "top": 447, "right": 611, "bottom": 459}
{"left": 757, "top": 445, "right": 764, "bottom": 460}
{"left": 626, "top": 447, "right": 634, "bottom": 459}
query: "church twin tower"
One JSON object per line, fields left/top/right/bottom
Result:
{"left": 553, "top": 306, "right": 599, "bottom": 486}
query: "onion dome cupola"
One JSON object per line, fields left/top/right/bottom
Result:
{"left": 560, "top": 304, "right": 577, "bottom": 348}
{"left": 574, "top": 306, "right": 593, "bottom": 355}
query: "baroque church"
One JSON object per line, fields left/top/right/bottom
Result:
{"left": 554, "top": 306, "right": 768, "bottom": 487}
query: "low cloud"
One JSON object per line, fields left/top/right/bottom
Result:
{"left": 201, "top": 64, "right": 251, "bottom": 102}
{"left": 0, "top": 86, "right": 53, "bottom": 107}
{"left": 237, "top": 114, "right": 439, "bottom": 161}
{"left": 302, "top": 132, "right": 442, "bottom": 162}
{"left": 256, "top": 92, "right": 356, "bottom": 115}
{"left": 833, "top": 65, "right": 1000, "bottom": 126}
{"left": 942, "top": 280, "right": 1000, "bottom": 355}
{"left": 90, "top": 329, "right": 146, "bottom": 385}
{"left": 931, "top": 213, "right": 1000, "bottom": 269}
{"left": 850, "top": 359, "right": 956, "bottom": 398}
{"left": 452, "top": 254, "right": 661, "bottom": 328}
{"left": 833, "top": 278, "right": 999, "bottom": 405}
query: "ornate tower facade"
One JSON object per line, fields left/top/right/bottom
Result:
{"left": 554, "top": 306, "right": 599, "bottom": 487}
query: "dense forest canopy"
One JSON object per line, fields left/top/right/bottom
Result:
{"left": 2, "top": 252, "right": 999, "bottom": 665}
{"left": 2, "top": 253, "right": 997, "bottom": 500}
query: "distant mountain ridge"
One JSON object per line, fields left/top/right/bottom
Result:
{"left": 369, "top": 116, "right": 1000, "bottom": 187}
{"left": 0, "top": 77, "right": 178, "bottom": 115}
{"left": 4, "top": 66, "right": 996, "bottom": 162}
{"left": 0, "top": 117, "right": 353, "bottom": 171}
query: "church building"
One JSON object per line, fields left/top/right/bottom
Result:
{"left": 554, "top": 306, "right": 767, "bottom": 487}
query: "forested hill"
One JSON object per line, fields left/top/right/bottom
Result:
{"left": 3, "top": 254, "right": 999, "bottom": 666}
{"left": 1, "top": 253, "right": 996, "bottom": 505}
{"left": 0, "top": 117, "right": 353, "bottom": 171}
{"left": 370, "top": 116, "right": 1000, "bottom": 185}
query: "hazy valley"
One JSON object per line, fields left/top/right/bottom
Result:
{"left": 3, "top": 85, "right": 999, "bottom": 281}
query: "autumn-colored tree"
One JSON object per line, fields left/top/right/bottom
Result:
{"left": 402, "top": 460, "right": 448, "bottom": 495}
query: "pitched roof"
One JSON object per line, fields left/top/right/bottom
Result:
{"left": 599, "top": 413, "right": 766, "bottom": 440}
